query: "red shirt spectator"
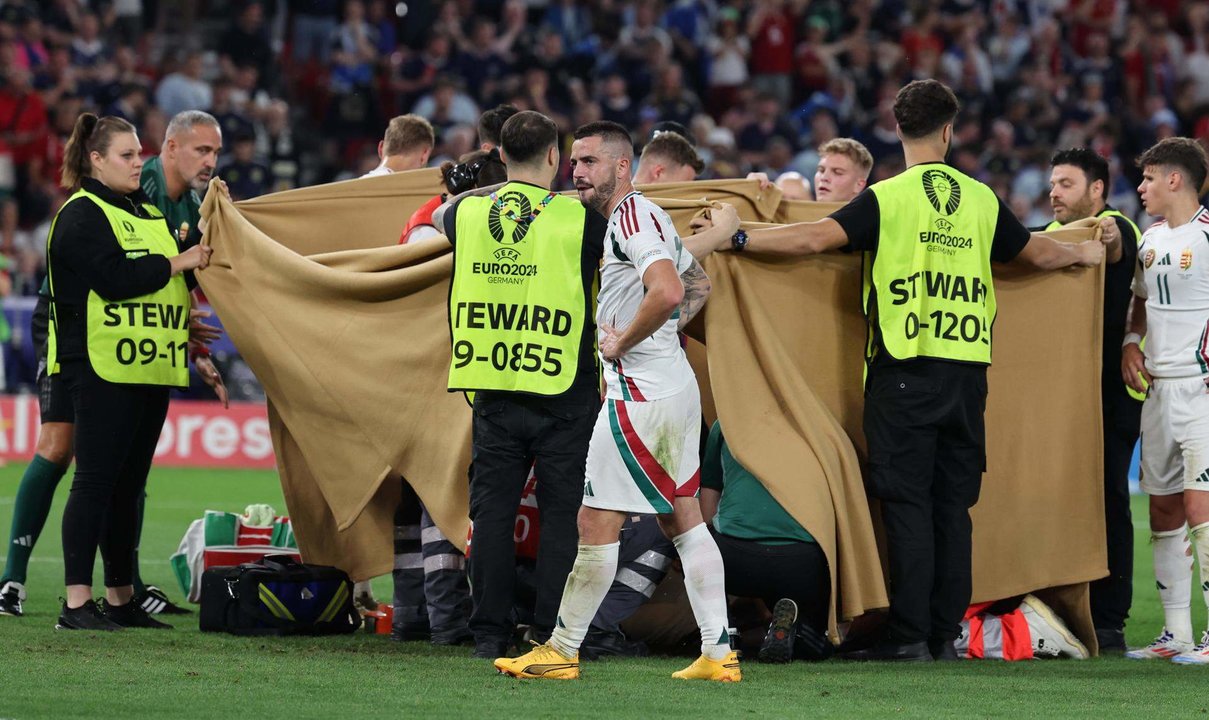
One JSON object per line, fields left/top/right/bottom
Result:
{"left": 0, "top": 67, "right": 49, "bottom": 166}
{"left": 747, "top": 3, "right": 795, "bottom": 76}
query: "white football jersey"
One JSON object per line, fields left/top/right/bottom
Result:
{"left": 1133, "top": 206, "right": 1209, "bottom": 378}
{"left": 598, "top": 191, "right": 695, "bottom": 401}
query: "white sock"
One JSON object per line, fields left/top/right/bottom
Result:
{"left": 1191, "top": 522, "right": 1209, "bottom": 636}
{"left": 673, "top": 523, "right": 731, "bottom": 661}
{"left": 1153, "top": 525, "right": 1193, "bottom": 643}
{"left": 547, "top": 542, "right": 619, "bottom": 658}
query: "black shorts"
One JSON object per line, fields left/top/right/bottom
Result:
{"left": 37, "top": 365, "right": 74, "bottom": 425}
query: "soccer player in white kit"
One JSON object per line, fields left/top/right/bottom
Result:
{"left": 1121, "top": 137, "right": 1209, "bottom": 664}
{"left": 494, "top": 120, "right": 743, "bottom": 681}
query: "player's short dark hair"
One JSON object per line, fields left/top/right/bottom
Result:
{"left": 894, "top": 79, "right": 960, "bottom": 139}
{"left": 1136, "top": 137, "right": 1209, "bottom": 195}
{"left": 477, "top": 104, "right": 519, "bottom": 148}
{"left": 500, "top": 111, "right": 559, "bottom": 166}
{"left": 573, "top": 121, "right": 634, "bottom": 159}
{"left": 641, "top": 132, "right": 704, "bottom": 174}
{"left": 650, "top": 121, "right": 695, "bottom": 147}
{"left": 1050, "top": 147, "right": 1110, "bottom": 200}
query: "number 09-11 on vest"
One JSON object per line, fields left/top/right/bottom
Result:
{"left": 46, "top": 190, "right": 191, "bottom": 387}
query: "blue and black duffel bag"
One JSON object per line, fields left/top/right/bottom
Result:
{"left": 199, "top": 554, "right": 359, "bottom": 636}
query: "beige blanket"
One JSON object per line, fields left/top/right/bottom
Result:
{"left": 198, "top": 174, "right": 1105, "bottom": 647}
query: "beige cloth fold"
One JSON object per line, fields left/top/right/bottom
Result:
{"left": 198, "top": 174, "right": 1106, "bottom": 650}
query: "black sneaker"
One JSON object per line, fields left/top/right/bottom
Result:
{"left": 1095, "top": 627, "right": 1126, "bottom": 655}
{"left": 133, "top": 585, "right": 192, "bottom": 615}
{"left": 390, "top": 622, "right": 431, "bottom": 642}
{"left": 0, "top": 581, "right": 24, "bottom": 617}
{"left": 794, "top": 622, "right": 834, "bottom": 661}
{"left": 759, "top": 598, "right": 799, "bottom": 663}
{"left": 101, "top": 598, "right": 172, "bottom": 629}
{"left": 431, "top": 625, "right": 474, "bottom": 646}
{"left": 580, "top": 628, "right": 650, "bottom": 661}
{"left": 472, "top": 639, "right": 510, "bottom": 659}
{"left": 57, "top": 599, "right": 124, "bottom": 631}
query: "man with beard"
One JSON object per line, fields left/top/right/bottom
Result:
{"left": 698, "top": 79, "right": 1107, "bottom": 662}
{"left": 135, "top": 110, "right": 227, "bottom": 613}
{"left": 494, "top": 120, "right": 743, "bottom": 681}
{"left": 1038, "top": 148, "right": 1136, "bottom": 653}
{"left": 437, "top": 111, "right": 606, "bottom": 659}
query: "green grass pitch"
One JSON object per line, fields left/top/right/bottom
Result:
{"left": 0, "top": 463, "right": 1207, "bottom": 719}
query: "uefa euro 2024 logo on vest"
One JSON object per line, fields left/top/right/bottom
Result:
{"left": 488, "top": 191, "right": 532, "bottom": 262}
{"left": 922, "top": 169, "right": 962, "bottom": 216}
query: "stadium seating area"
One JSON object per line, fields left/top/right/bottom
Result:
{"left": 0, "top": 0, "right": 1202, "bottom": 291}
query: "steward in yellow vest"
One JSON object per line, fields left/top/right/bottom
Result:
{"left": 46, "top": 114, "right": 210, "bottom": 631}
{"left": 447, "top": 181, "right": 591, "bottom": 395}
{"left": 1041, "top": 148, "right": 1141, "bottom": 652}
{"left": 47, "top": 185, "right": 191, "bottom": 387}
{"left": 704, "top": 80, "right": 1108, "bottom": 661}
{"left": 434, "top": 111, "right": 606, "bottom": 653}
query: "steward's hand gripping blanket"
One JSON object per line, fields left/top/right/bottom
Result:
{"left": 199, "top": 555, "right": 359, "bottom": 636}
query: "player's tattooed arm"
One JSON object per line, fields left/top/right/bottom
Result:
{"left": 676, "top": 257, "right": 712, "bottom": 331}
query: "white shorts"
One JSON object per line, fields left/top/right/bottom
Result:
{"left": 1139, "top": 376, "right": 1209, "bottom": 495}
{"left": 582, "top": 381, "right": 702, "bottom": 514}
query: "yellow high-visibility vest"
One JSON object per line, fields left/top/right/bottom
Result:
{"left": 866, "top": 164, "right": 1000, "bottom": 364}
{"left": 447, "top": 182, "right": 587, "bottom": 395}
{"left": 46, "top": 189, "right": 190, "bottom": 387}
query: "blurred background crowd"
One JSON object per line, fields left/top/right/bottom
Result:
{"left": 0, "top": 0, "right": 1204, "bottom": 387}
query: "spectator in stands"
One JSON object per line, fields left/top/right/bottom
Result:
{"left": 221, "top": 130, "right": 273, "bottom": 202}
{"left": 155, "top": 51, "right": 211, "bottom": 119}
{"left": 704, "top": 7, "right": 750, "bottom": 116}
{"left": 219, "top": 2, "right": 274, "bottom": 89}
{"left": 412, "top": 76, "right": 478, "bottom": 132}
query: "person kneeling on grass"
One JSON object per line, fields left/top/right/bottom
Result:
{"left": 697, "top": 421, "right": 832, "bottom": 664}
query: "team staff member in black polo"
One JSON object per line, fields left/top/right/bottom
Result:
{"left": 435, "top": 111, "right": 607, "bottom": 658}
{"left": 46, "top": 114, "right": 211, "bottom": 631}
{"left": 1039, "top": 148, "right": 1138, "bottom": 653}
{"left": 701, "top": 79, "right": 1107, "bottom": 661}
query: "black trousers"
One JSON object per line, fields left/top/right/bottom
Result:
{"left": 60, "top": 360, "right": 170, "bottom": 587}
{"left": 863, "top": 360, "right": 987, "bottom": 644}
{"left": 1094, "top": 388, "right": 1141, "bottom": 632}
{"left": 712, "top": 530, "right": 830, "bottom": 638}
{"left": 467, "top": 391, "right": 597, "bottom": 643}
{"left": 591, "top": 515, "right": 676, "bottom": 632}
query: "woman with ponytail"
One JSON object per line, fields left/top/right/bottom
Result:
{"left": 46, "top": 113, "right": 214, "bottom": 631}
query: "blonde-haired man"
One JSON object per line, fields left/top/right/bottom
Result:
{"left": 364, "top": 114, "right": 435, "bottom": 177}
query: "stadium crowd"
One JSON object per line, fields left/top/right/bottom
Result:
{"left": 0, "top": 0, "right": 1206, "bottom": 306}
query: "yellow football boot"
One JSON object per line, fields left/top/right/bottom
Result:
{"left": 494, "top": 643, "right": 580, "bottom": 680}
{"left": 671, "top": 651, "right": 742, "bottom": 682}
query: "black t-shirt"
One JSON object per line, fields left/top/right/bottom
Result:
{"left": 1030, "top": 207, "right": 1139, "bottom": 400}
{"left": 831, "top": 186, "right": 1032, "bottom": 262}
{"left": 828, "top": 172, "right": 1032, "bottom": 367}
{"left": 443, "top": 185, "right": 607, "bottom": 404}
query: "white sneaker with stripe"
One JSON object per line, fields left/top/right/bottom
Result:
{"left": 1125, "top": 629, "right": 1193, "bottom": 660}
{"left": 1172, "top": 631, "right": 1209, "bottom": 665}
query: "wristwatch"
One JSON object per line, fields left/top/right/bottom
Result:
{"left": 731, "top": 229, "right": 748, "bottom": 252}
